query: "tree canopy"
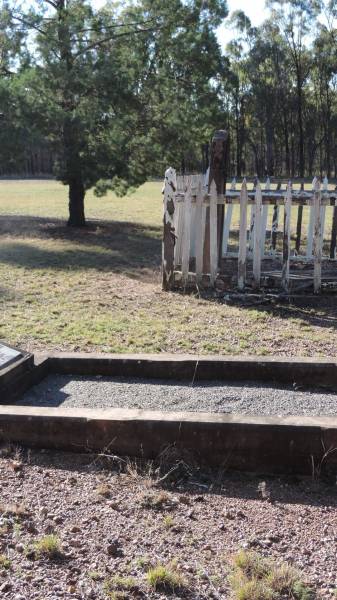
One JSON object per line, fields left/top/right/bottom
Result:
{"left": 1, "top": 0, "right": 337, "bottom": 225}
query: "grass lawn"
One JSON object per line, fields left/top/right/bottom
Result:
{"left": 0, "top": 179, "right": 336, "bottom": 357}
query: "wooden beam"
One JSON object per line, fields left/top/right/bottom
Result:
{"left": 181, "top": 177, "right": 192, "bottom": 288}
{"left": 313, "top": 179, "right": 322, "bottom": 293}
{"left": 208, "top": 129, "right": 229, "bottom": 262}
{"left": 162, "top": 167, "right": 177, "bottom": 291}
{"left": 222, "top": 178, "right": 236, "bottom": 255}
{"left": 330, "top": 206, "right": 337, "bottom": 259}
{"left": 195, "top": 179, "right": 204, "bottom": 283}
{"left": 306, "top": 178, "right": 317, "bottom": 258}
{"left": 209, "top": 180, "right": 218, "bottom": 286}
{"left": 282, "top": 183, "right": 292, "bottom": 291}
{"left": 253, "top": 181, "right": 262, "bottom": 289}
{"left": 238, "top": 179, "right": 248, "bottom": 290}
{"left": 295, "top": 181, "right": 304, "bottom": 252}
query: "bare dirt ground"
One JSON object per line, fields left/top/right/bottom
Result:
{"left": 0, "top": 448, "right": 335, "bottom": 599}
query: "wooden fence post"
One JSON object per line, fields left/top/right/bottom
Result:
{"left": 204, "top": 130, "right": 229, "bottom": 272}
{"left": 238, "top": 178, "right": 248, "bottom": 290}
{"left": 271, "top": 181, "right": 281, "bottom": 254}
{"left": 195, "top": 180, "right": 204, "bottom": 284}
{"left": 330, "top": 203, "right": 337, "bottom": 259}
{"left": 222, "top": 177, "right": 236, "bottom": 255}
{"left": 253, "top": 181, "right": 262, "bottom": 289}
{"left": 306, "top": 177, "right": 317, "bottom": 258}
{"left": 282, "top": 182, "right": 292, "bottom": 291}
{"left": 209, "top": 180, "right": 218, "bottom": 285}
{"left": 313, "top": 178, "right": 322, "bottom": 293}
{"left": 181, "top": 178, "right": 192, "bottom": 288}
{"left": 162, "top": 167, "right": 177, "bottom": 291}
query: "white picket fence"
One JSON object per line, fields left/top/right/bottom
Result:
{"left": 163, "top": 168, "right": 337, "bottom": 293}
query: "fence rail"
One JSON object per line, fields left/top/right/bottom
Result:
{"left": 162, "top": 168, "right": 337, "bottom": 294}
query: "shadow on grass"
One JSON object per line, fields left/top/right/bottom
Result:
{"left": 171, "top": 280, "right": 337, "bottom": 331}
{"left": 0, "top": 215, "right": 161, "bottom": 279}
{"left": 226, "top": 295, "right": 337, "bottom": 332}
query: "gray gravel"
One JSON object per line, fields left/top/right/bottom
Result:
{"left": 17, "top": 374, "right": 337, "bottom": 416}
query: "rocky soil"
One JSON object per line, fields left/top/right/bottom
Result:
{"left": 0, "top": 448, "right": 335, "bottom": 599}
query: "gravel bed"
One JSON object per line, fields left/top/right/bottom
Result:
{"left": 18, "top": 374, "right": 337, "bottom": 416}
{"left": 0, "top": 449, "right": 335, "bottom": 599}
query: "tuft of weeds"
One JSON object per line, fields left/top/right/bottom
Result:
{"left": 163, "top": 515, "right": 175, "bottom": 529}
{"left": 229, "top": 550, "right": 315, "bottom": 600}
{"left": 139, "top": 490, "right": 175, "bottom": 511}
{"left": 33, "top": 535, "right": 62, "bottom": 559}
{"left": 104, "top": 575, "right": 139, "bottom": 598}
{"left": 147, "top": 563, "right": 187, "bottom": 593}
{"left": 13, "top": 521, "right": 22, "bottom": 537}
{"left": 0, "top": 554, "right": 11, "bottom": 570}
{"left": 88, "top": 570, "right": 102, "bottom": 581}
{"left": 135, "top": 555, "right": 152, "bottom": 570}
{"left": 96, "top": 483, "right": 111, "bottom": 498}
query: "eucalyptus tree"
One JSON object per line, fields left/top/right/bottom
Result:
{"left": 266, "top": 0, "right": 321, "bottom": 177}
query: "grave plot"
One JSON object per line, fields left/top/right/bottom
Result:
{"left": 17, "top": 373, "right": 337, "bottom": 417}
{"left": 0, "top": 353, "right": 336, "bottom": 476}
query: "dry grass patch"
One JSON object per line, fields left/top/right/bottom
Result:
{"left": 229, "top": 550, "right": 315, "bottom": 600}
{"left": 139, "top": 490, "right": 176, "bottom": 511}
{"left": 33, "top": 534, "right": 63, "bottom": 559}
{"left": 0, "top": 555, "right": 11, "bottom": 570}
{"left": 146, "top": 563, "right": 187, "bottom": 594}
{"left": 104, "top": 575, "right": 140, "bottom": 598}
{"left": 96, "top": 482, "right": 111, "bottom": 498}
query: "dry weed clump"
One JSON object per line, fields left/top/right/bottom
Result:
{"left": 229, "top": 550, "right": 315, "bottom": 600}
{"left": 33, "top": 535, "right": 63, "bottom": 560}
{"left": 104, "top": 575, "right": 140, "bottom": 598}
{"left": 138, "top": 490, "right": 177, "bottom": 511}
{"left": 146, "top": 563, "right": 187, "bottom": 593}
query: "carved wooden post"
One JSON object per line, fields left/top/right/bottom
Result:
{"left": 162, "top": 167, "right": 177, "bottom": 291}
{"left": 209, "top": 130, "right": 229, "bottom": 256}
{"left": 204, "top": 130, "right": 229, "bottom": 273}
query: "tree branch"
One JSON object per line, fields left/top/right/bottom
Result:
{"left": 74, "top": 26, "right": 160, "bottom": 58}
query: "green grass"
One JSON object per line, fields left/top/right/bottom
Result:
{"left": 0, "top": 554, "right": 11, "bottom": 569}
{"left": 104, "top": 575, "right": 139, "bottom": 597}
{"left": 146, "top": 563, "right": 187, "bottom": 593}
{"left": 33, "top": 534, "right": 62, "bottom": 559}
{"left": 229, "top": 550, "right": 315, "bottom": 600}
{"left": 0, "top": 179, "right": 336, "bottom": 357}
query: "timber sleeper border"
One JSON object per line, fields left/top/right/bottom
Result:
{"left": 0, "top": 352, "right": 336, "bottom": 475}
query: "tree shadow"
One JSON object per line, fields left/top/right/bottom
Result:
{"left": 217, "top": 293, "right": 337, "bottom": 332}
{"left": 174, "top": 283, "right": 337, "bottom": 331}
{"left": 0, "top": 215, "right": 161, "bottom": 281}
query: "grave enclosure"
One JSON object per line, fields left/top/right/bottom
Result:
{"left": 162, "top": 131, "right": 337, "bottom": 294}
{"left": 0, "top": 348, "right": 337, "bottom": 476}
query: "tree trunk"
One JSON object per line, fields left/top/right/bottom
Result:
{"left": 68, "top": 178, "right": 86, "bottom": 227}
{"left": 283, "top": 115, "right": 290, "bottom": 175}
{"left": 265, "top": 120, "right": 274, "bottom": 176}
{"left": 297, "top": 80, "right": 305, "bottom": 177}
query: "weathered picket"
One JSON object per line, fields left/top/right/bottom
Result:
{"left": 162, "top": 168, "right": 337, "bottom": 293}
